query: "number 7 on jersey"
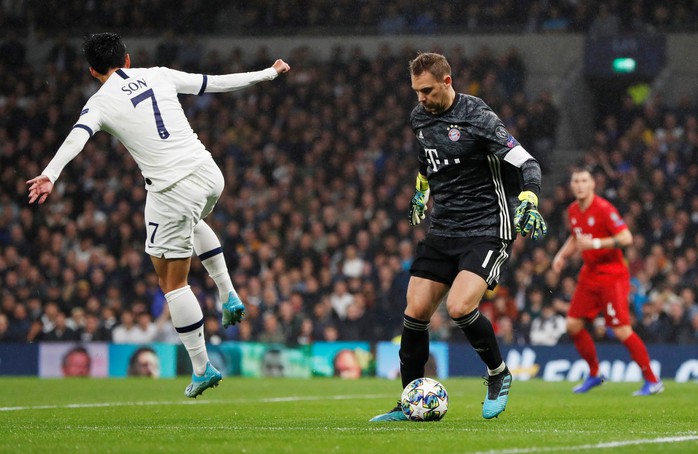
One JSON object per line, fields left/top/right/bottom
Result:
{"left": 131, "top": 88, "right": 170, "bottom": 139}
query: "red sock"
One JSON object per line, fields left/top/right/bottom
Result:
{"left": 571, "top": 329, "right": 599, "bottom": 377}
{"left": 623, "top": 332, "right": 658, "bottom": 383}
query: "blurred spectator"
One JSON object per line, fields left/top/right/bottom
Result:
{"left": 0, "top": 30, "right": 25, "bottom": 67}
{"left": 112, "top": 309, "right": 157, "bottom": 344}
{"left": 0, "top": 313, "right": 10, "bottom": 341}
{"left": 663, "top": 300, "right": 694, "bottom": 344}
{"left": 379, "top": 4, "right": 407, "bottom": 35}
{"left": 640, "top": 298, "right": 669, "bottom": 343}
{"left": 689, "top": 313, "right": 698, "bottom": 344}
{"left": 155, "top": 30, "right": 180, "bottom": 66}
{"left": 46, "top": 33, "right": 78, "bottom": 73}
{"left": 44, "top": 310, "right": 79, "bottom": 341}
{"left": 79, "top": 311, "right": 112, "bottom": 342}
{"left": 341, "top": 244, "right": 366, "bottom": 279}
{"left": 258, "top": 312, "right": 285, "bottom": 344}
{"left": 295, "top": 316, "right": 314, "bottom": 345}
{"left": 338, "top": 300, "right": 370, "bottom": 341}
{"left": 591, "top": 317, "right": 614, "bottom": 343}
{"left": 204, "top": 314, "right": 226, "bottom": 345}
{"left": 529, "top": 303, "right": 566, "bottom": 346}
{"left": 277, "top": 300, "right": 303, "bottom": 344}
{"left": 7, "top": 300, "right": 31, "bottom": 341}
{"left": 321, "top": 324, "right": 340, "bottom": 342}
{"left": 428, "top": 310, "right": 451, "bottom": 342}
{"left": 329, "top": 280, "right": 354, "bottom": 320}
{"left": 528, "top": 90, "right": 559, "bottom": 173}
{"left": 541, "top": 6, "right": 570, "bottom": 33}
{"left": 237, "top": 319, "right": 255, "bottom": 342}
{"left": 588, "top": 4, "right": 620, "bottom": 38}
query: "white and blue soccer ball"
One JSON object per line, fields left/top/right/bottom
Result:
{"left": 401, "top": 377, "right": 449, "bottom": 421}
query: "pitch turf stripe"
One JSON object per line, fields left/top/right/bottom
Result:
{"left": 476, "top": 435, "right": 698, "bottom": 454}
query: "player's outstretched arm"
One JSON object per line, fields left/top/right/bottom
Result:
{"left": 272, "top": 59, "right": 291, "bottom": 74}
{"left": 27, "top": 126, "right": 91, "bottom": 204}
{"left": 200, "top": 59, "right": 291, "bottom": 93}
{"left": 26, "top": 175, "right": 54, "bottom": 205}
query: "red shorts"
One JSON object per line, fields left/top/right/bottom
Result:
{"left": 568, "top": 271, "right": 631, "bottom": 327}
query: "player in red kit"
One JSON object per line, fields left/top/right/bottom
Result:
{"left": 552, "top": 168, "right": 663, "bottom": 396}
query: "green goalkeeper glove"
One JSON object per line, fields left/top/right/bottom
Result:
{"left": 409, "top": 173, "right": 430, "bottom": 226}
{"left": 514, "top": 191, "right": 548, "bottom": 240}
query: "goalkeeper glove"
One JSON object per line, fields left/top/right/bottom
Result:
{"left": 514, "top": 190, "right": 548, "bottom": 240}
{"left": 409, "top": 173, "right": 430, "bottom": 226}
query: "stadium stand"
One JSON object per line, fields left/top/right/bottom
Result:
{"left": 1, "top": 1, "right": 697, "bottom": 348}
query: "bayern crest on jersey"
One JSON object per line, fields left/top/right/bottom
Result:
{"left": 588, "top": 216, "right": 595, "bottom": 226}
{"left": 448, "top": 128, "right": 460, "bottom": 141}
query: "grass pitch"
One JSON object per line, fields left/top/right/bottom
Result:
{"left": 0, "top": 377, "right": 696, "bottom": 453}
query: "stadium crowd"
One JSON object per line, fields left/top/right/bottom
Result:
{"left": 3, "top": 0, "right": 698, "bottom": 36}
{"left": 1, "top": 26, "right": 697, "bottom": 348}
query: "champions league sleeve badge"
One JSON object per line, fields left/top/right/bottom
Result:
{"left": 496, "top": 125, "right": 517, "bottom": 147}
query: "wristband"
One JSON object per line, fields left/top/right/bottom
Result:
{"left": 592, "top": 238, "right": 601, "bottom": 249}
{"left": 518, "top": 190, "right": 538, "bottom": 206}
{"left": 612, "top": 237, "right": 620, "bottom": 248}
{"left": 416, "top": 173, "right": 429, "bottom": 192}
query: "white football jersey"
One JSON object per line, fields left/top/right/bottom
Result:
{"left": 43, "top": 66, "right": 278, "bottom": 192}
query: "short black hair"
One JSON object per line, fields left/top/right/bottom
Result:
{"left": 409, "top": 52, "right": 452, "bottom": 80}
{"left": 83, "top": 33, "right": 126, "bottom": 75}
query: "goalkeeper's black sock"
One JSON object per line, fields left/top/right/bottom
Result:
{"left": 399, "top": 315, "right": 430, "bottom": 389}
{"left": 453, "top": 309, "right": 503, "bottom": 371}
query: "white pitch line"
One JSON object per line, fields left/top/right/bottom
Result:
{"left": 0, "top": 393, "right": 393, "bottom": 412}
{"left": 475, "top": 435, "right": 698, "bottom": 454}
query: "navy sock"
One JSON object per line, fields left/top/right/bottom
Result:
{"left": 399, "top": 315, "right": 430, "bottom": 389}
{"left": 453, "top": 309, "right": 503, "bottom": 370}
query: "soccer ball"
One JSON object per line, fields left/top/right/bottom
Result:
{"left": 401, "top": 377, "right": 449, "bottom": 421}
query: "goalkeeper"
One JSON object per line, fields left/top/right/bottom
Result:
{"left": 371, "top": 53, "right": 546, "bottom": 422}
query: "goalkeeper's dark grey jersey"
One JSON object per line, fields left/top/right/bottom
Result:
{"left": 411, "top": 93, "right": 538, "bottom": 240}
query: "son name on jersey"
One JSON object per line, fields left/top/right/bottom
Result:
{"left": 121, "top": 78, "right": 148, "bottom": 95}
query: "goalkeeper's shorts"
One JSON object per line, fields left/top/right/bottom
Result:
{"left": 409, "top": 235, "right": 512, "bottom": 290}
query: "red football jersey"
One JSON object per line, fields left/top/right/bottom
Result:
{"left": 567, "top": 195, "right": 628, "bottom": 275}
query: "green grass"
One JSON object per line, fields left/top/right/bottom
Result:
{"left": 0, "top": 377, "right": 696, "bottom": 453}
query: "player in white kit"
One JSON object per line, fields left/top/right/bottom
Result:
{"left": 27, "top": 33, "right": 291, "bottom": 397}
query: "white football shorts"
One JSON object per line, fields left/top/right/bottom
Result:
{"left": 144, "top": 156, "right": 224, "bottom": 259}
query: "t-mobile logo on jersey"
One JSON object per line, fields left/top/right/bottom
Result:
{"left": 424, "top": 148, "right": 461, "bottom": 172}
